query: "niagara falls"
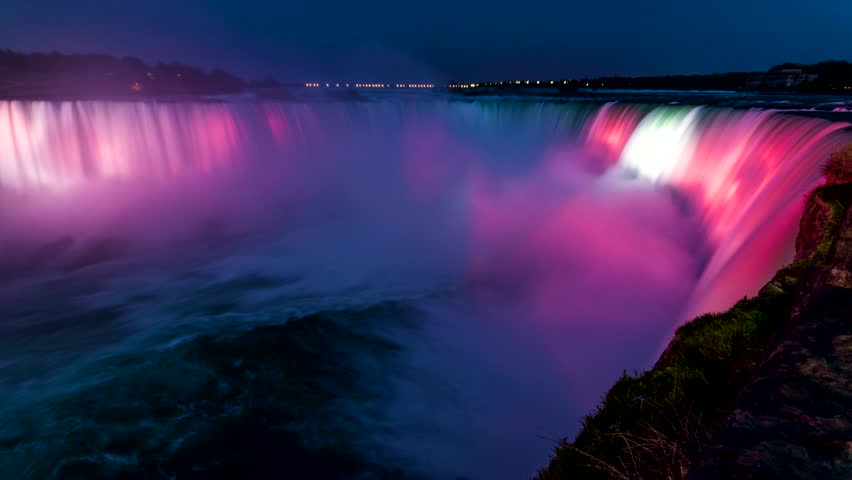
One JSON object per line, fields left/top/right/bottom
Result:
{"left": 0, "top": 95, "right": 849, "bottom": 479}
{"left": 3, "top": 2, "right": 852, "bottom": 478}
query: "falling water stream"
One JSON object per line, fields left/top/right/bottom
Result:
{"left": 0, "top": 98, "right": 849, "bottom": 479}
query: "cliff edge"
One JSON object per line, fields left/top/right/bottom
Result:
{"left": 539, "top": 145, "right": 852, "bottom": 479}
{"left": 687, "top": 147, "right": 852, "bottom": 479}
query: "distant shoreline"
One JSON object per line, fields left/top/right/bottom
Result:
{"left": 2, "top": 89, "right": 852, "bottom": 124}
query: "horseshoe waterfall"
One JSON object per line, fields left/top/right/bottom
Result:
{"left": 0, "top": 99, "right": 850, "bottom": 480}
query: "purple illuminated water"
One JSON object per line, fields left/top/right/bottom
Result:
{"left": 0, "top": 99, "right": 849, "bottom": 479}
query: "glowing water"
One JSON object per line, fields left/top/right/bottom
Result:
{"left": 0, "top": 98, "right": 850, "bottom": 479}
{"left": 586, "top": 104, "right": 850, "bottom": 317}
{"left": 5, "top": 98, "right": 845, "bottom": 315}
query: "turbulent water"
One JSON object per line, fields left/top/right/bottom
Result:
{"left": 0, "top": 98, "right": 849, "bottom": 480}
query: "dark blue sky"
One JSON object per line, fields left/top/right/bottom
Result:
{"left": 3, "top": 0, "right": 851, "bottom": 82}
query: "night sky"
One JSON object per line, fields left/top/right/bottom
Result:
{"left": 3, "top": 0, "right": 851, "bottom": 82}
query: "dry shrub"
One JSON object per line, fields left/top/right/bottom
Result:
{"left": 562, "top": 401, "right": 712, "bottom": 480}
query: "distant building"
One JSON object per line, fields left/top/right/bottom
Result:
{"left": 747, "top": 68, "right": 819, "bottom": 89}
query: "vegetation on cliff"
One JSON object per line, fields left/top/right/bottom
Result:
{"left": 538, "top": 292, "right": 794, "bottom": 480}
{"left": 539, "top": 145, "right": 852, "bottom": 480}
{"left": 824, "top": 144, "right": 852, "bottom": 185}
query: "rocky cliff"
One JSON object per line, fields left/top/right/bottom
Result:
{"left": 687, "top": 151, "right": 852, "bottom": 479}
{"left": 539, "top": 145, "right": 852, "bottom": 479}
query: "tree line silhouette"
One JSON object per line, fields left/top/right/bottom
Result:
{"left": 0, "top": 49, "right": 281, "bottom": 98}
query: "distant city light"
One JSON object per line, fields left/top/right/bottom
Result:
{"left": 303, "top": 79, "right": 597, "bottom": 91}
{"left": 303, "top": 82, "right": 434, "bottom": 90}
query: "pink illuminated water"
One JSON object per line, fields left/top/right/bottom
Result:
{"left": 585, "top": 104, "right": 850, "bottom": 318}
{"left": 0, "top": 98, "right": 849, "bottom": 479}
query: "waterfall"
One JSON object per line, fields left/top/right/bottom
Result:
{"left": 2, "top": 99, "right": 850, "bottom": 315}
{"left": 1, "top": 97, "right": 851, "bottom": 480}
{"left": 585, "top": 103, "right": 850, "bottom": 317}
{"left": 1, "top": 98, "right": 849, "bottom": 318}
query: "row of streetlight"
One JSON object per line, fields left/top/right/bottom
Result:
{"left": 304, "top": 80, "right": 604, "bottom": 89}
{"left": 455, "top": 80, "right": 582, "bottom": 87}
{"left": 304, "top": 83, "right": 435, "bottom": 88}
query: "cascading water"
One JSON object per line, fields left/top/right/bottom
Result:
{"left": 0, "top": 98, "right": 849, "bottom": 480}
{"left": 586, "top": 103, "right": 850, "bottom": 318}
